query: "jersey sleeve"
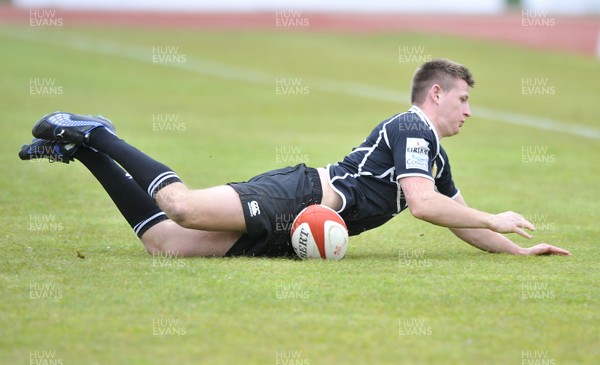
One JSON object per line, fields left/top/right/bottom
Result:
{"left": 386, "top": 117, "right": 437, "bottom": 182}
{"left": 434, "top": 147, "right": 460, "bottom": 199}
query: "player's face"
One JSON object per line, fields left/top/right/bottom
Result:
{"left": 437, "top": 79, "right": 471, "bottom": 137}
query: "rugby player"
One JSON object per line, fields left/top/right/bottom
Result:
{"left": 19, "top": 59, "right": 570, "bottom": 257}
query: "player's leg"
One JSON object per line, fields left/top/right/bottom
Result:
{"left": 31, "top": 112, "right": 246, "bottom": 232}
{"left": 77, "top": 148, "right": 246, "bottom": 256}
{"left": 73, "top": 147, "right": 167, "bottom": 236}
{"left": 153, "top": 183, "right": 246, "bottom": 231}
{"left": 19, "top": 138, "right": 240, "bottom": 256}
{"left": 74, "top": 148, "right": 242, "bottom": 256}
{"left": 84, "top": 128, "right": 247, "bottom": 232}
{"left": 19, "top": 139, "right": 166, "bottom": 235}
{"left": 141, "top": 220, "right": 241, "bottom": 257}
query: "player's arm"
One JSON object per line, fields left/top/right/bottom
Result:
{"left": 449, "top": 195, "right": 570, "bottom": 255}
{"left": 399, "top": 176, "right": 536, "bottom": 238}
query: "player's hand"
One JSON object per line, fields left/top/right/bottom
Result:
{"left": 519, "top": 243, "right": 571, "bottom": 256}
{"left": 488, "top": 211, "right": 535, "bottom": 238}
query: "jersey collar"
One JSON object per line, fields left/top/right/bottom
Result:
{"left": 408, "top": 105, "right": 440, "bottom": 157}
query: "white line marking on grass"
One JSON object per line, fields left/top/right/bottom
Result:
{"left": 474, "top": 106, "right": 600, "bottom": 139}
{"left": 5, "top": 30, "right": 599, "bottom": 139}
{"left": 312, "top": 80, "right": 600, "bottom": 139}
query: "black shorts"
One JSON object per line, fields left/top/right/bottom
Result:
{"left": 225, "top": 164, "right": 322, "bottom": 257}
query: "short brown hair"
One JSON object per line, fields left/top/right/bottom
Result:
{"left": 411, "top": 59, "right": 475, "bottom": 105}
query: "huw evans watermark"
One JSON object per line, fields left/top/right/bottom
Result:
{"left": 29, "top": 214, "right": 64, "bottom": 232}
{"left": 275, "top": 213, "right": 295, "bottom": 232}
{"left": 399, "top": 249, "right": 432, "bottom": 268}
{"left": 275, "top": 349, "right": 310, "bottom": 365}
{"left": 152, "top": 317, "right": 187, "bottom": 336}
{"left": 521, "top": 145, "right": 556, "bottom": 166}
{"left": 29, "top": 9, "right": 63, "bottom": 28}
{"left": 29, "top": 78, "right": 63, "bottom": 96}
{"left": 275, "top": 145, "right": 309, "bottom": 164}
{"left": 275, "top": 10, "right": 310, "bottom": 28}
{"left": 399, "top": 318, "right": 432, "bottom": 337}
{"left": 523, "top": 213, "right": 556, "bottom": 232}
{"left": 29, "top": 349, "right": 63, "bottom": 365}
{"left": 29, "top": 282, "right": 63, "bottom": 300}
{"left": 398, "top": 45, "right": 432, "bottom": 64}
{"left": 521, "top": 77, "right": 556, "bottom": 97}
{"left": 151, "top": 251, "right": 189, "bottom": 269}
{"left": 275, "top": 281, "right": 309, "bottom": 300}
{"left": 152, "top": 46, "right": 187, "bottom": 64}
{"left": 275, "top": 77, "right": 310, "bottom": 95}
{"left": 521, "top": 10, "right": 556, "bottom": 28}
{"left": 152, "top": 114, "right": 187, "bottom": 132}
{"left": 521, "top": 349, "right": 556, "bottom": 365}
{"left": 521, "top": 282, "right": 555, "bottom": 301}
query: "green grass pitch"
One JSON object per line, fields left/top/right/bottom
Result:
{"left": 0, "top": 22, "right": 599, "bottom": 365}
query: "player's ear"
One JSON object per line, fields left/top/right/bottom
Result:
{"left": 430, "top": 84, "right": 442, "bottom": 104}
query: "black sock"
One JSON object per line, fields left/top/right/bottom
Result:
{"left": 74, "top": 148, "right": 169, "bottom": 237}
{"left": 87, "top": 127, "right": 182, "bottom": 198}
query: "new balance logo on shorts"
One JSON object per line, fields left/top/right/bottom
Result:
{"left": 248, "top": 200, "right": 261, "bottom": 217}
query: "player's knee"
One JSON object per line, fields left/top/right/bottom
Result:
{"left": 167, "top": 203, "right": 196, "bottom": 229}
{"left": 158, "top": 189, "right": 195, "bottom": 228}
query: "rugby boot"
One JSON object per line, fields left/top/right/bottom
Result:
{"left": 32, "top": 111, "right": 116, "bottom": 146}
{"left": 18, "top": 138, "right": 79, "bottom": 164}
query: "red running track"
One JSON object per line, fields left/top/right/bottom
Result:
{"left": 1, "top": 6, "right": 598, "bottom": 57}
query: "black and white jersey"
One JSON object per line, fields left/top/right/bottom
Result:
{"left": 327, "top": 105, "right": 460, "bottom": 236}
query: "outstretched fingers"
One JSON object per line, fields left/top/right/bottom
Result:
{"left": 491, "top": 211, "right": 535, "bottom": 238}
{"left": 525, "top": 243, "right": 571, "bottom": 256}
{"left": 514, "top": 227, "right": 533, "bottom": 239}
{"left": 514, "top": 213, "right": 535, "bottom": 239}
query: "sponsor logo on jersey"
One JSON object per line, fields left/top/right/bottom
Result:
{"left": 405, "top": 138, "right": 430, "bottom": 172}
{"left": 248, "top": 200, "right": 261, "bottom": 217}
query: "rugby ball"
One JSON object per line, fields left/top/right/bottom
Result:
{"left": 290, "top": 205, "right": 349, "bottom": 260}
